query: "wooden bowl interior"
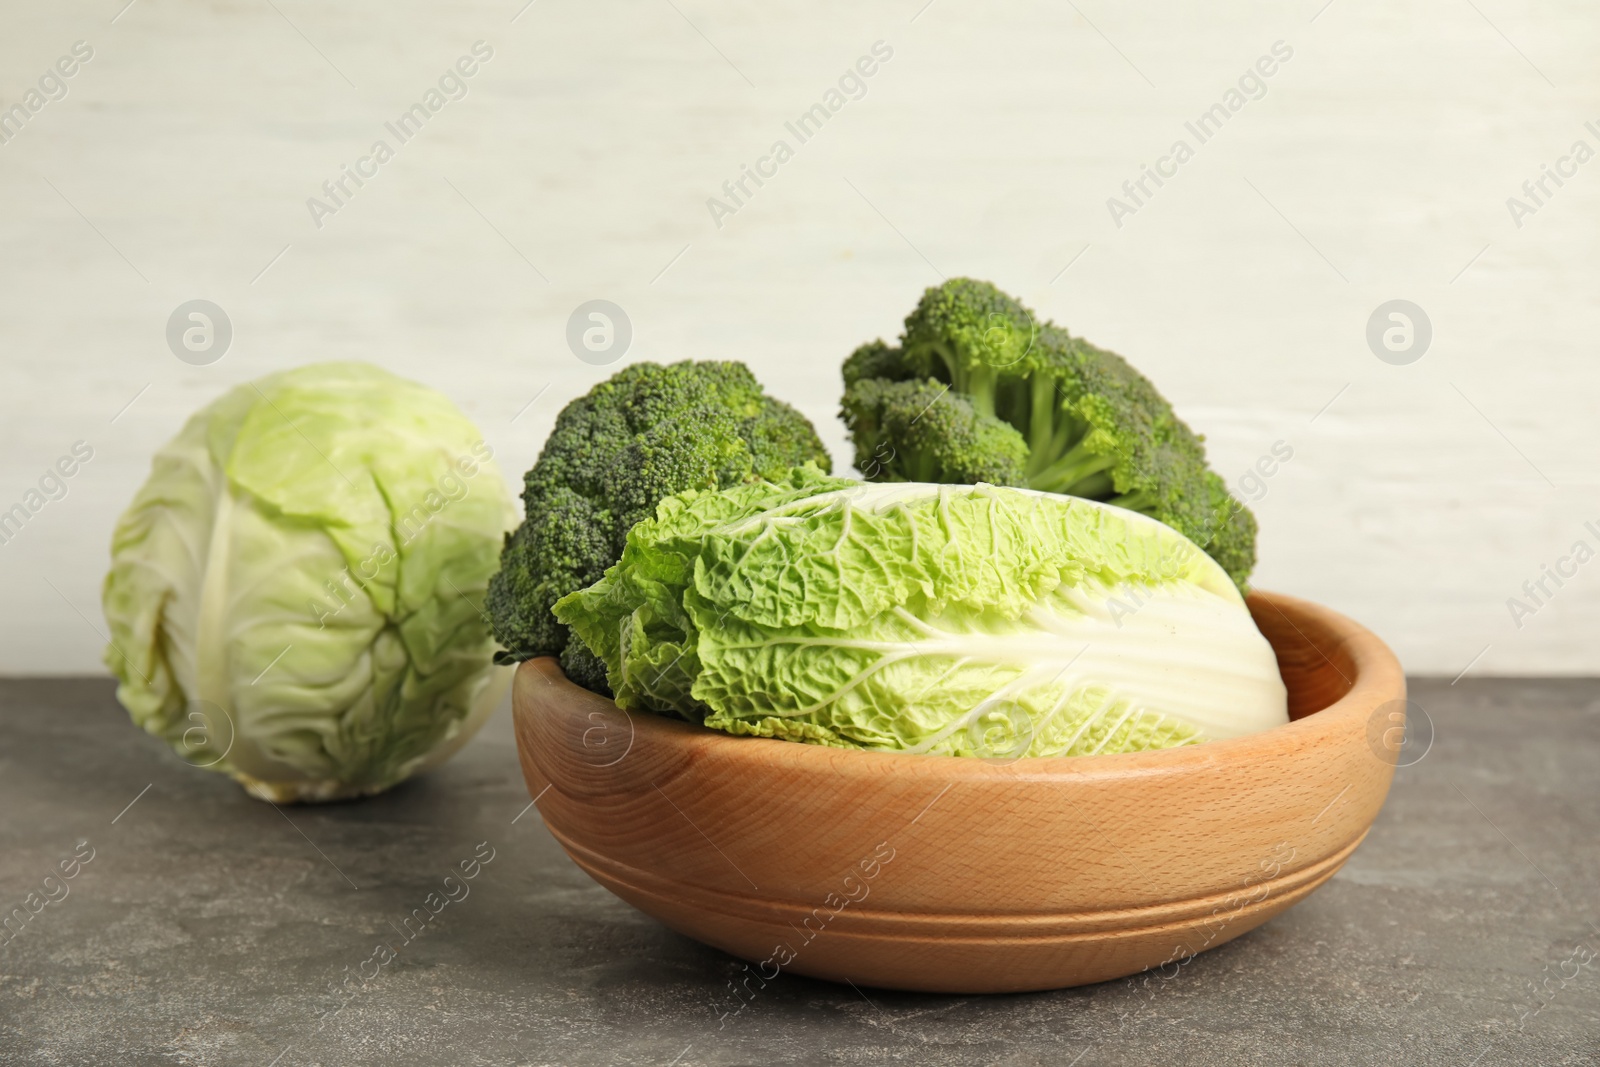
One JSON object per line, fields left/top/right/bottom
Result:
{"left": 1248, "top": 593, "right": 1357, "bottom": 720}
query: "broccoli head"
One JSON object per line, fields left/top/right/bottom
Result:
{"left": 842, "top": 376, "right": 1029, "bottom": 485}
{"left": 840, "top": 279, "right": 1258, "bottom": 589}
{"left": 488, "top": 360, "right": 831, "bottom": 691}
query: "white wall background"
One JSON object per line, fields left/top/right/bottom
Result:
{"left": 1, "top": 0, "right": 1596, "bottom": 676}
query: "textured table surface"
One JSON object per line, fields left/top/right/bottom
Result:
{"left": 1, "top": 676, "right": 1596, "bottom": 1066}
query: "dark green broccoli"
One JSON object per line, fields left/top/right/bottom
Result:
{"left": 842, "top": 375, "right": 1029, "bottom": 485}
{"left": 488, "top": 360, "right": 831, "bottom": 691}
{"left": 841, "top": 279, "right": 1257, "bottom": 589}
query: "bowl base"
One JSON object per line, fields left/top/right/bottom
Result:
{"left": 549, "top": 824, "right": 1366, "bottom": 994}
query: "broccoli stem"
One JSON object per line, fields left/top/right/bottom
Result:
{"left": 1021, "top": 393, "right": 1085, "bottom": 482}
{"left": 1028, "top": 377, "right": 1058, "bottom": 457}
{"left": 1107, "top": 489, "right": 1156, "bottom": 512}
{"left": 921, "top": 340, "right": 999, "bottom": 419}
{"left": 964, "top": 370, "right": 997, "bottom": 419}
{"left": 1026, "top": 419, "right": 1081, "bottom": 481}
{"left": 1026, "top": 442, "right": 1117, "bottom": 494}
{"left": 1067, "top": 472, "right": 1116, "bottom": 498}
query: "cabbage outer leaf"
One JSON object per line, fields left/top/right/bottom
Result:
{"left": 102, "top": 363, "right": 514, "bottom": 798}
{"left": 556, "top": 474, "right": 1287, "bottom": 757}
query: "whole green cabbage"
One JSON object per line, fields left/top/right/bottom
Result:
{"left": 102, "top": 363, "right": 515, "bottom": 802}
{"left": 555, "top": 469, "right": 1287, "bottom": 758}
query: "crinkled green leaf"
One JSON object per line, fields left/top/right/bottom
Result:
{"left": 102, "top": 362, "right": 515, "bottom": 798}
{"left": 555, "top": 476, "right": 1286, "bottom": 757}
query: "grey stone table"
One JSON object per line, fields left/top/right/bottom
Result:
{"left": 1, "top": 678, "right": 1596, "bottom": 1066}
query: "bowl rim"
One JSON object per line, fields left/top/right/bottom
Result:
{"left": 517, "top": 588, "right": 1404, "bottom": 784}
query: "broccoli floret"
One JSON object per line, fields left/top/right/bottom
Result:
{"left": 488, "top": 361, "right": 831, "bottom": 689}
{"left": 842, "top": 377, "right": 1028, "bottom": 485}
{"left": 745, "top": 395, "right": 835, "bottom": 477}
{"left": 840, "top": 279, "right": 1258, "bottom": 589}
{"left": 842, "top": 339, "right": 918, "bottom": 387}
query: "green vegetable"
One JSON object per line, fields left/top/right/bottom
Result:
{"left": 841, "top": 279, "right": 1258, "bottom": 589}
{"left": 102, "top": 363, "right": 515, "bottom": 802}
{"left": 554, "top": 471, "right": 1287, "bottom": 757}
{"left": 486, "top": 360, "right": 831, "bottom": 692}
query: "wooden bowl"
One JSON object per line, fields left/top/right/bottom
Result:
{"left": 512, "top": 590, "right": 1404, "bottom": 994}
